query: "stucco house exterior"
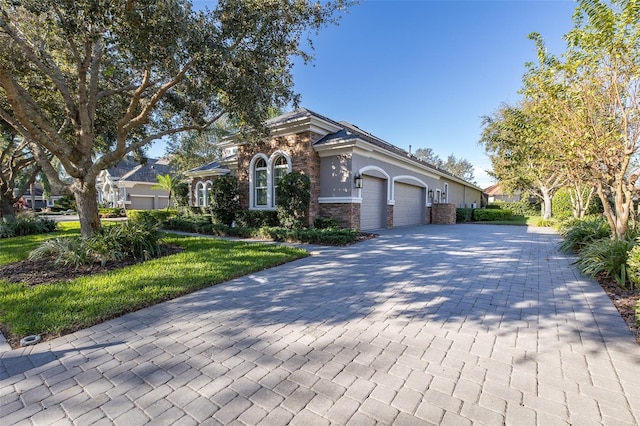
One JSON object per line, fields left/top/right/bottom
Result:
{"left": 185, "top": 108, "right": 483, "bottom": 230}
{"left": 96, "top": 157, "right": 175, "bottom": 210}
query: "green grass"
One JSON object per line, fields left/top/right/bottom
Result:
{"left": 0, "top": 227, "right": 308, "bottom": 340}
{"left": 472, "top": 215, "right": 545, "bottom": 226}
{"left": 0, "top": 222, "right": 81, "bottom": 264}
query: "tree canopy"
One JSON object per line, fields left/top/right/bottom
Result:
{"left": 480, "top": 0, "right": 640, "bottom": 232}
{"left": 413, "top": 147, "right": 476, "bottom": 183}
{"left": 0, "top": 0, "right": 350, "bottom": 237}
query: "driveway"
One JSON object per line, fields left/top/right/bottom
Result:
{"left": 1, "top": 224, "right": 639, "bottom": 425}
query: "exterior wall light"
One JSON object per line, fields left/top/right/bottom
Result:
{"left": 354, "top": 173, "right": 363, "bottom": 189}
{"left": 428, "top": 189, "right": 434, "bottom": 200}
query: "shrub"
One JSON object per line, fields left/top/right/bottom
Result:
{"left": 488, "top": 200, "right": 541, "bottom": 216}
{"left": 235, "top": 210, "right": 279, "bottom": 228}
{"left": 162, "top": 215, "right": 212, "bottom": 233}
{"left": 456, "top": 208, "right": 473, "bottom": 223}
{"left": 53, "top": 195, "right": 76, "bottom": 212}
{"left": 30, "top": 223, "right": 165, "bottom": 267}
{"left": 472, "top": 209, "right": 512, "bottom": 221}
{"left": 254, "top": 226, "right": 357, "bottom": 246}
{"left": 314, "top": 217, "right": 339, "bottom": 229}
{"left": 89, "top": 222, "right": 164, "bottom": 263}
{"left": 127, "top": 209, "right": 176, "bottom": 226}
{"left": 29, "top": 237, "right": 91, "bottom": 267}
{"left": 0, "top": 216, "right": 57, "bottom": 238}
{"left": 625, "top": 243, "right": 640, "bottom": 290}
{"left": 636, "top": 299, "right": 640, "bottom": 327}
{"left": 558, "top": 216, "right": 610, "bottom": 253}
{"left": 209, "top": 176, "right": 239, "bottom": 226}
{"left": 275, "top": 171, "right": 310, "bottom": 229}
{"left": 98, "top": 208, "right": 125, "bottom": 218}
{"left": 552, "top": 188, "right": 574, "bottom": 220}
{"left": 575, "top": 237, "right": 635, "bottom": 288}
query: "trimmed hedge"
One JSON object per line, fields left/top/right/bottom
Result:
{"left": 127, "top": 209, "right": 178, "bottom": 225}
{"left": 473, "top": 209, "right": 513, "bottom": 221}
{"left": 487, "top": 200, "right": 540, "bottom": 216}
{"left": 456, "top": 208, "right": 474, "bottom": 223}
{"left": 161, "top": 215, "right": 358, "bottom": 246}
{"left": 235, "top": 210, "right": 279, "bottom": 228}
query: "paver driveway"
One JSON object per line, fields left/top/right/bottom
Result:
{"left": 1, "top": 224, "right": 639, "bottom": 425}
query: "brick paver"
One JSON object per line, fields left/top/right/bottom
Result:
{"left": 1, "top": 224, "right": 639, "bottom": 425}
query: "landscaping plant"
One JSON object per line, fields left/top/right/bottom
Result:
{"left": 275, "top": 172, "right": 310, "bottom": 229}
{"left": 558, "top": 216, "right": 611, "bottom": 253}
{"left": 575, "top": 237, "right": 635, "bottom": 289}
{"left": 209, "top": 176, "right": 239, "bottom": 226}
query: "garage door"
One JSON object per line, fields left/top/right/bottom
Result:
{"left": 393, "top": 182, "right": 424, "bottom": 227}
{"left": 361, "top": 176, "right": 386, "bottom": 230}
{"left": 130, "top": 196, "right": 154, "bottom": 210}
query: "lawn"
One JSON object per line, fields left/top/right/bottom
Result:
{"left": 0, "top": 224, "right": 308, "bottom": 345}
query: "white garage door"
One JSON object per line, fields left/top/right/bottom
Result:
{"left": 361, "top": 176, "right": 386, "bottom": 230}
{"left": 130, "top": 196, "right": 154, "bottom": 210}
{"left": 393, "top": 182, "right": 424, "bottom": 227}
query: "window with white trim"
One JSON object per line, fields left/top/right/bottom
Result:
{"left": 442, "top": 183, "right": 448, "bottom": 202}
{"left": 196, "top": 182, "right": 206, "bottom": 206}
{"left": 254, "top": 158, "right": 268, "bottom": 207}
{"left": 436, "top": 189, "right": 441, "bottom": 204}
{"left": 272, "top": 155, "right": 288, "bottom": 205}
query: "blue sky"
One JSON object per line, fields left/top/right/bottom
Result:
{"left": 152, "top": 0, "right": 579, "bottom": 188}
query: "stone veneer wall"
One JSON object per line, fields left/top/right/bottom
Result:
{"left": 237, "top": 131, "right": 323, "bottom": 227}
{"left": 318, "top": 203, "right": 361, "bottom": 229}
{"left": 386, "top": 205, "right": 393, "bottom": 229}
{"left": 425, "top": 207, "right": 432, "bottom": 224}
{"left": 431, "top": 203, "right": 456, "bottom": 224}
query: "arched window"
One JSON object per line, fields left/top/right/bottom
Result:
{"left": 254, "top": 158, "right": 268, "bottom": 207}
{"left": 272, "top": 155, "right": 289, "bottom": 205}
{"left": 196, "top": 182, "right": 205, "bottom": 206}
{"left": 204, "top": 181, "right": 213, "bottom": 207}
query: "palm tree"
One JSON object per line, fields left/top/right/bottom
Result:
{"left": 153, "top": 174, "right": 183, "bottom": 210}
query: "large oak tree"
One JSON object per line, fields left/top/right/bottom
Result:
{"left": 0, "top": 0, "right": 349, "bottom": 237}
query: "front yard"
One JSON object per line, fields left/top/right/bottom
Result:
{"left": 0, "top": 223, "right": 308, "bottom": 348}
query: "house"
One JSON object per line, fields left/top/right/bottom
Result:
{"left": 20, "top": 183, "right": 64, "bottom": 210}
{"left": 96, "top": 157, "right": 175, "bottom": 210}
{"left": 484, "top": 183, "right": 522, "bottom": 203}
{"left": 185, "top": 108, "right": 484, "bottom": 230}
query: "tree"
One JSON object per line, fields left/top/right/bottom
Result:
{"left": 0, "top": 0, "right": 350, "bottom": 237}
{"left": 414, "top": 148, "right": 443, "bottom": 168}
{"left": 524, "top": 0, "right": 640, "bottom": 237}
{"left": 479, "top": 102, "right": 565, "bottom": 220}
{"left": 414, "top": 148, "right": 476, "bottom": 183}
{"left": 152, "top": 173, "right": 182, "bottom": 211}
{"left": 0, "top": 125, "right": 40, "bottom": 221}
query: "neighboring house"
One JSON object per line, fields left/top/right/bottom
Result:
{"left": 185, "top": 108, "right": 484, "bottom": 230}
{"left": 484, "top": 183, "right": 522, "bottom": 203}
{"left": 20, "top": 183, "right": 64, "bottom": 210}
{"left": 96, "top": 157, "right": 175, "bottom": 210}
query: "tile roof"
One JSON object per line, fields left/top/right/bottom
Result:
{"left": 107, "top": 157, "right": 176, "bottom": 183}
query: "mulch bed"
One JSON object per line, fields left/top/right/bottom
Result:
{"left": 596, "top": 274, "right": 640, "bottom": 344}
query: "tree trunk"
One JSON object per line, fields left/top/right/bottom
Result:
{"left": 74, "top": 181, "right": 101, "bottom": 238}
{"left": 0, "top": 197, "right": 16, "bottom": 222}
{"left": 541, "top": 187, "right": 553, "bottom": 220}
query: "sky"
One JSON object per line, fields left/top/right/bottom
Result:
{"left": 151, "top": 0, "right": 579, "bottom": 189}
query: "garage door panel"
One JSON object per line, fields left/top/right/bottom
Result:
{"left": 361, "top": 176, "right": 386, "bottom": 230}
{"left": 393, "top": 183, "right": 423, "bottom": 227}
{"left": 130, "top": 196, "right": 154, "bottom": 210}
